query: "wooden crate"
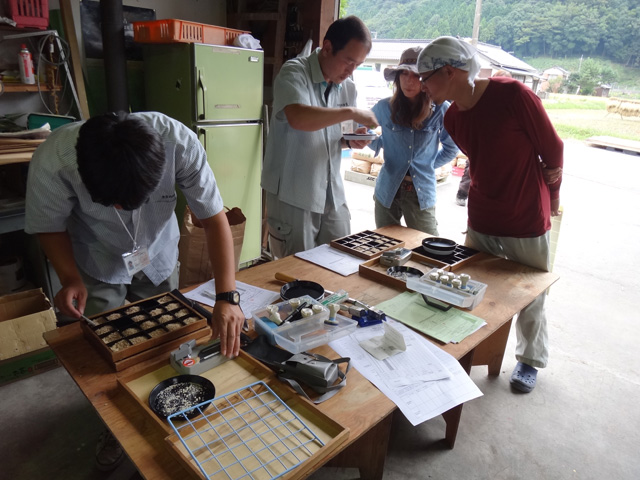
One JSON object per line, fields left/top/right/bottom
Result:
{"left": 81, "top": 292, "right": 210, "bottom": 371}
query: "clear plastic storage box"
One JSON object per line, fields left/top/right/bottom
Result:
{"left": 253, "top": 295, "right": 357, "bottom": 353}
{"left": 406, "top": 268, "right": 487, "bottom": 310}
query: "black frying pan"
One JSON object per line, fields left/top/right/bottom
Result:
{"left": 275, "top": 272, "right": 325, "bottom": 301}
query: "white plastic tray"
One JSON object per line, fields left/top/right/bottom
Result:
{"left": 253, "top": 295, "right": 357, "bottom": 353}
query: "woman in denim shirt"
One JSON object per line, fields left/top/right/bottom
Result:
{"left": 368, "top": 47, "right": 459, "bottom": 235}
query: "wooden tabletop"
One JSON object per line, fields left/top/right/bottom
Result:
{"left": 239, "top": 225, "right": 558, "bottom": 363}
{"left": 44, "top": 225, "right": 558, "bottom": 479}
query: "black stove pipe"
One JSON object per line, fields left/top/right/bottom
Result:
{"left": 100, "top": 0, "right": 128, "bottom": 112}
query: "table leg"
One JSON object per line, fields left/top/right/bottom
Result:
{"left": 441, "top": 350, "right": 474, "bottom": 449}
{"left": 324, "top": 412, "right": 393, "bottom": 480}
{"left": 472, "top": 317, "right": 513, "bottom": 376}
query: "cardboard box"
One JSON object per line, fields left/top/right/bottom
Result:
{"left": 352, "top": 148, "right": 384, "bottom": 164}
{"left": 350, "top": 158, "right": 372, "bottom": 174}
{"left": 0, "top": 289, "right": 59, "bottom": 386}
{"left": 0, "top": 348, "right": 59, "bottom": 386}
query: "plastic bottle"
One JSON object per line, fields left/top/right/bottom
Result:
{"left": 18, "top": 44, "right": 35, "bottom": 85}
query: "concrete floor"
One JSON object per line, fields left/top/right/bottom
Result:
{"left": 2, "top": 139, "right": 639, "bottom": 480}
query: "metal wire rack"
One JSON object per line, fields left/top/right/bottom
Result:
{"left": 167, "top": 381, "right": 325, "bottom": 479}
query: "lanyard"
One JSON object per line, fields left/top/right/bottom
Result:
{"left": 114, "top": 206, "right": 142, "bottom": 249}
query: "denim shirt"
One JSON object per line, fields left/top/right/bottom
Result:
{"left": 370, "top": 98, "right": 459, "bottom": 209}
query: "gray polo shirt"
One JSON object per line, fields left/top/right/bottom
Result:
{"left": 261, "top": 48, "right": 357, "bottom": 213}
{"left": 25, "top": 112, "right": 223, "bottom": 286}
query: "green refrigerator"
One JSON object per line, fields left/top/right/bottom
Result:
{"left": 144, "top": 43, "right": 264, "bottom": 266}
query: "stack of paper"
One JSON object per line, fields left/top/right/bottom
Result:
{"left": 329, "top": 319, "right": 483, "bottom": 426}
{"left": 375, "top": 291, "right": 486, "bottom": 344}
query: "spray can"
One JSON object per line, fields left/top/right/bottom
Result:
{"left": 18, "top": 44, "right": 35, "bottom": 85}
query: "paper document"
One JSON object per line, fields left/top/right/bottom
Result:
{"left": 294, "top": 244, "right": 365, "bottom": 276}
{"left": 330, "top": 318, "right": 483, "bottom": 426}
{"left": 184, "top": 280, "right": 280, "bottom": 319}
{"left": 359, "top": 322, "right": 406, "bottom": 360}
{"left": 376, "top": 292, "right": 486, "bottom": 343}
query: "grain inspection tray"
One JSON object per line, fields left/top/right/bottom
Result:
{"left": 81, "top": 291, "right": 210, "bottom": 371}
{"left": 359, "top": 249, "right": 482, "bottom": 291}
{"left": 411, "top": 243, "right": 481, "bottom": 271}
{"left": 330, "top": 230, "right": 404, "bottom": 259}
{"left": 118, "top": 352, "right": 349, "bottom": 479}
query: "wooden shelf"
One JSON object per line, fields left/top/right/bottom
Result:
{"left": 0, "top": 152, "right": 33, "bottom": 165}
{"left": 3, "top": 84, "right": 60, "bottom": 93}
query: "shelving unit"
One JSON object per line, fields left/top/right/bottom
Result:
{"left": 3, "top": 84, "right": 60, "bottom": 93}
{"left": 1, "top": 29, "right": 84, "bottom": 119}
{"left": 226, "top": 0, "right": 337, "bottom": 101}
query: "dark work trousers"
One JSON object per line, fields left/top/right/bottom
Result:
{"left": 457, "top": 163, "right": 471, "bottom": 200}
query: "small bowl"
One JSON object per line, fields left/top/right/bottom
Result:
{"left": 421, "top": 237, "right": 457, "bottom": 257}
{"left": 148, "top": 374, "right": 215, "bottom": 420}
{"left": 387, "top": 266, "right": 424, "bottom": 282}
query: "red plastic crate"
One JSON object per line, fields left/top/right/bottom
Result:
{"left": 133, "top": 19, "right": 248, "bottom": 45}
{"left": 7, "top": 0, "right": 49, "bottom": 29}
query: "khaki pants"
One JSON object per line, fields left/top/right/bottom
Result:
{"left": 266, "top": 192, "right": 351, "bottom": 259}
{"left": 374, "top": 191, "right": 438, "bottom": 236}
{"left": 465, "top": 227, "right": 550, "bottom": 368}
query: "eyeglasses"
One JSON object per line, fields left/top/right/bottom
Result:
{"left": 419, "top": 67, "right": 442, "bottom": 84}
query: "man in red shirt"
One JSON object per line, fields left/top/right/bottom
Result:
{"left": 417, "top": 36, "right": 563, "bottom": 393}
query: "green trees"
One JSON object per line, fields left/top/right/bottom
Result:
{"left": 347, "top": 0, "right": 640, "bottom": 67}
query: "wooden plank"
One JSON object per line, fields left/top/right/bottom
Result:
{"left": 0, "top": 138, "right": 46, "bottom": 145}
{"left": 586, "top": 136, "right": 640, "bottom": 154}
{"left": 3, "top": 84, "right": 60, "bottom": 93}
{"left": 59, "top": 0, "right": 90, "bottom": 119}
{"left": 0, "top": 152, "right": 32, "bottom": 165}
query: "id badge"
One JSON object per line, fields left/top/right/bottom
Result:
{"left": 122, "top": 245, "right": 150, "bottom": 276}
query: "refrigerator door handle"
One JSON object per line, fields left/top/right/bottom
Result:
{"left": 198, "top": 128, "right": 207, "bottom": 150}
{"left": 197, "top": 69, "right": 207, "bottom": 121}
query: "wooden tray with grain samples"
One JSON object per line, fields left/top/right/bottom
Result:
{"left": 330, "top": 230, "right": 404, "bottom": 259}
{"left": 359, "top": 248, "right": 484, "bottom": 291}
{"left": 411, "top": 244, "right": 481, "bottom": 270}
{"left": 359, "top": 251, "right": 444, "bottom": 290}
{"left": 81, "top": 292, "right": 210, "bottom": 371}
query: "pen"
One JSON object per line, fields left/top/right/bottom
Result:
{"left": 81, "top": 314, "right": 98, "bottom": 327}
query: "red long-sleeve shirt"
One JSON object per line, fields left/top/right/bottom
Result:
{"left": 445, "top": 77, "right": 563, "bottom": 237}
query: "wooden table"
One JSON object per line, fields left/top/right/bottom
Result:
{"left": 44, "top": 225, "right": 557, "bottom": 479}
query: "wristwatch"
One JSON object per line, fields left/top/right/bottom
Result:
{"left": 215, "top": 290, "right": 241, "bottom": 305}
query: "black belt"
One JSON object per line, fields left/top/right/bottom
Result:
{"left": 397, "top": 179, "right": 415, "bottom": 193}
